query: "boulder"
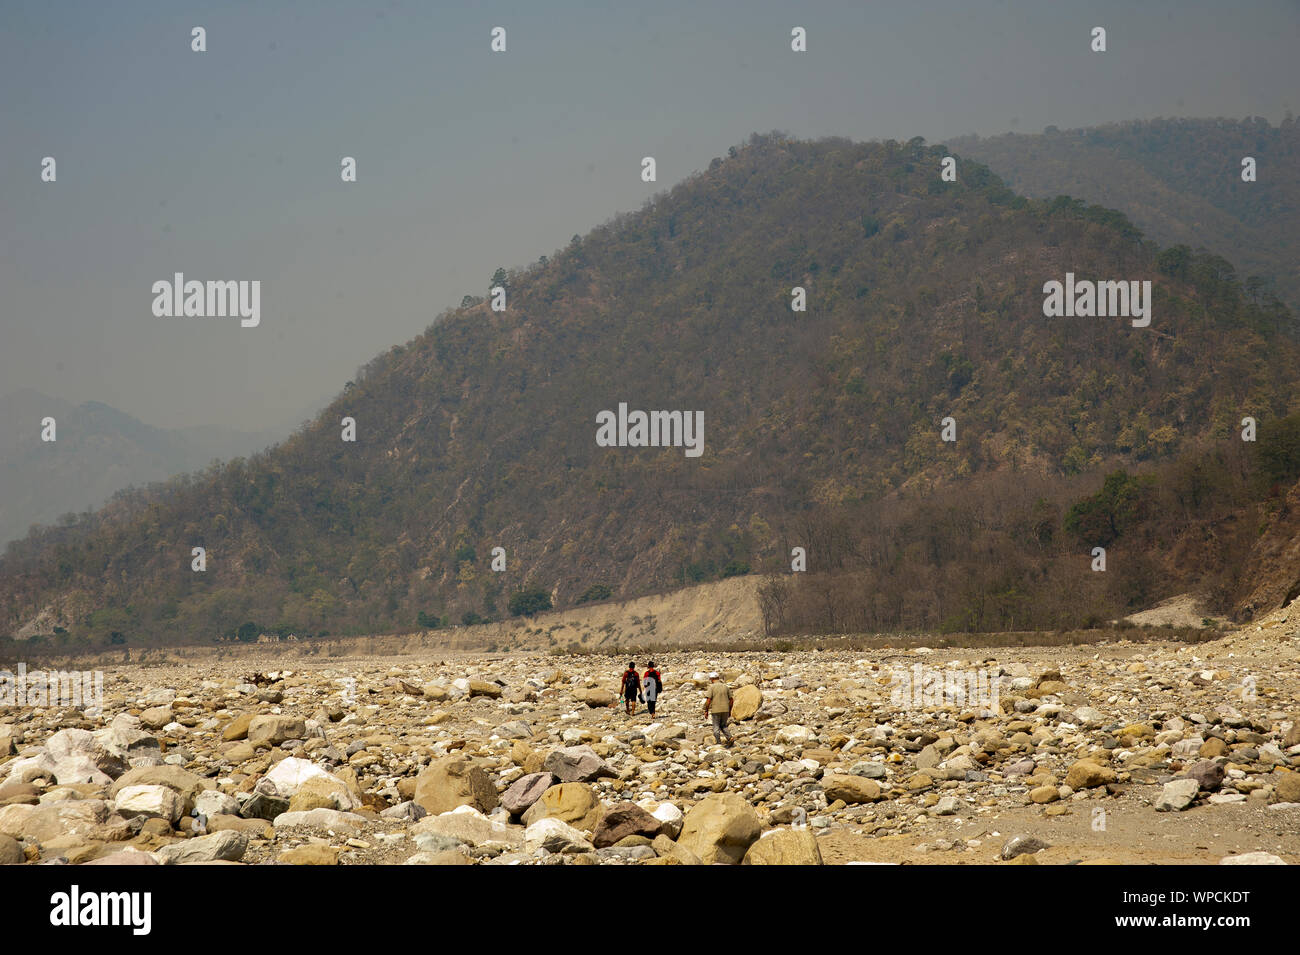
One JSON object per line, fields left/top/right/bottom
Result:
{"left": 1199, "top": 737, "right": 1230, "bottom": 759}
{"left": 573, "top": 688, "right": 615, "bottom": 708}
{"left": 1155, "top": 778, "right": 1200, "bottom": 812}
{"left": 524, "top": 817, "right": 594, "bottom": 854}
{"left": 380, "top": 801, "right": 427, "bottom": 823}
{"left": 777, "top": 726, "right": 814, "bottom": 746}
{"left": 279, "top": 845, "right": 340, "bottom": 865}
{"left": 404, "top": 849, "right": 472, "bottom": 866}
{"left": 743, "top": 828, "right": 823, "bottom": 865}
{"left": 468, "top": 680, "right": 502, "bottom": 699}
{"left": 439, "top": 844, "right": 489, "bottom": 865}
{"left": 1273, "top": 772, "right": 1300, "bottom": 804}
{"left": 1064, "top": 760, "right": 1116, "bottom": 789}
{"left": 45, "top": 729, "right": 129, "bottom": 784}
{"left": 412, "top": 831, "right": 465, "bottom": 854}
{"left": 0, "top": 783, "right": 38, "bottom": 808}
{"left": 676, "top": 793, "right": 761, "bottom": 865}
{"left": 494, "top": 721, "right": 533, "bottom": 740}
{"left": 93, "top": 715, "right": 160, "bottom": 759}
{"left": 264, "top": 758, "right": 342, "bottom": 798}
{"left": 223, "top": 743, "right": 257, "bottom": 765}
{"left": 500, "top": 772, "right": 554, "bottom": 816}
{"left": 1000, "top": 834, "right": 1050, "bottom": 860}
{"left": 0, "top": 833, "right": 22, "bottom": 865}
{"left": 0, "top": 799, "right": 110, "bottom": 843}
{"left": 650, "top": 802, "right": 684, "bottom": 839}
{"left": 288, "top": 775, "right": 361, "bottom": 813}
{"left": 2, "top": 754, "right": 58, "bottom": 787}
{"left": 240, "top": 792, "right": 289, "bottom": 821}
{"left": 271, "top": 808, "right": 367, "bottom": 832}
{"left": 411, "top": 806, "right": 523, "bottom": 849}
{"left": 194, "top": 791, "right": 240, "bottom": 818}
{"left": 731, "top": 685, "right": 763, "bottom": 721}
{"left": 821, "top": 773, "right": 881, "bottom": 804}
{"left": 647, "top": 724, "right": 688, "bottom": 743}
{"left": 154, "top": 830, "right": 248, "bottom": 864}
{"left": 521, "top": 783, "right": 604, "bottom": 832}
{"left": 651, "top": 833, "right": 703, "bottom": 865}
{"left": 1284, "top": 721, "right": 1300, "bottom": 749}
{"left": 1182, "top": 760, "right": 1225, "bottom": 792}
{"left": 138, "top": 706, "right": 173, "bottom": 730}
{"left": 414, "top": 756, "right": 499, "bottom": 815}
{"left": 205, "top": 814, "right": 273, "bottom": 839}
{"left": 108, "top": 766, "right": 210, "bottom": 815}
{"left": 543, "top": 745, "right": 615, "bottom": 783}
{"left": 1220, "top": 852, "right": 1287, "bottom": 865}
{"left": 593, "top": 802, "right": 662, "bottom": 848}
{"left": 114, "top": 785, "right": 184, "bottom": 824}
{"left": 221, "top": 713, "right": 255, "bottom": 741}
{"left": 247, "top": 715, "right": 307, "bottom": 748}
{"left": 83, "top": 848, "right": 158, "bottom": 866}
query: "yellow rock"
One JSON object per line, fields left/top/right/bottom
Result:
{"left": 1064, "top": 760, "right": 1117, "bottom": 789}
{"left": 1199, "top": 737, "right": 1228, "bottom": 758}
{"left": 221, "top": 713, "right": 255, "bottom": 742}
{"left": 279, "top": 844, "right": 340, "bottom": 865}
{"left": 742, "top": 828, "right": 823, "bottom": 865}
{"left": 521, "top": 783, "right": 604, "bottom": 831}
{"left": 731, "top": 685, "right": 763, "bottom": 721}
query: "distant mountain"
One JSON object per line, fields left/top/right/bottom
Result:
{"left": 0, "top": 389, "right": 284, "bottom": 547}
{"left": 2, "top": 132, "right": 1297, "bottom": 647}
{"left": 948, "top": 116, "right": 1300, "bottom": 313}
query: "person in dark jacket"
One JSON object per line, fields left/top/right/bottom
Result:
{"left": 620, "top": 662, "right": 641, "bottom": 715}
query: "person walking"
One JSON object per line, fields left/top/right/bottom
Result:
{"left": 703, "top": 671, "right": 733, "bottom": 746}
{"left": 642, "top": 661, "right": 663, "bottom": 717}
{"left": 620, "top": 661, "right": 641, "bottom": 715}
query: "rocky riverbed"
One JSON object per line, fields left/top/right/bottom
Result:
{"left": 2, "top": 609, "right": 1298, "bottom": 866}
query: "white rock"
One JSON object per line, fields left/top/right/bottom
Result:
{"left": 272, "top": 808, "right": 368, "bottom": 831}
{"left": 651, "top": 802, "right": 683, "bottom": 838}
{"left": 777, "top": 725, "right": 815, "bottom": 745}
{"left": 154, "top": 829, "right": 248, "bottom": 864}
{"left": 1219, "top": 852, "right": 1287, "bottom": 865}
{"left": 115, "top": 784, "right": 184, "bottom": 823}
{"left": 263, "top": 757, "right": 335, "bottom": 797}
{"left": 524, "top": 817, "right": 593, "bottom": 854}
{"left": 194, "top": 790, "right": 240, "bottom": 817}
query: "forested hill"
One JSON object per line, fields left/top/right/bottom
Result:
{"left": 3, "top": 133, "right": 1297, "bottom": 648}
{"left": 948, "top": 117, "right": 1300, "bottom": 313}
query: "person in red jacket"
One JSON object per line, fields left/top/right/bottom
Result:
{"left": 642, "top": 661, "right": 663, "bottom": 717}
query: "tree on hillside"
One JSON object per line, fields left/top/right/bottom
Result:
{"left": 1064, "top": 471, "right": 1151, "bottom": 547}
{"left": 576, "top": 583, "right": 612, "bottom": 604}
{"left": 508, "top": 587, "right": 551, "bottom": 617}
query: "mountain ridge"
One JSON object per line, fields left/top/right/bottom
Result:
{"left": 947, "top": 116, "right": 1300, "bottom": 313}
{"left": 2, "top": 131, "right": 1296, "bottom": 647}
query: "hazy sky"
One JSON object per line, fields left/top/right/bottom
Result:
{"left": 2, "top": 0, "right": 1297, "bottom": 431}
